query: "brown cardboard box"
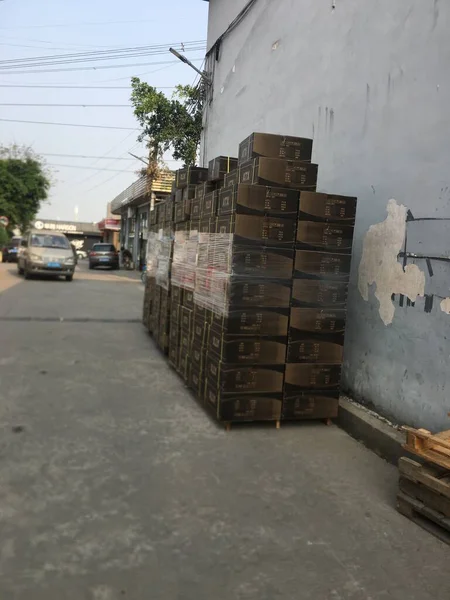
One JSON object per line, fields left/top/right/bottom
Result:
{"left": 224, "top": 168, "right": 239, "bottom": 188}
{"left": 220, "top": 279, "right": 292, "bottom": 308}
{"left": 178, "top": 348, "right": 190, "bottom": 381}
{"left": 205, "top": 355, "right": 285, "bottom": 394}
{"left": 291, "top": 279, "right": 349, "bottom": 307}
{"left": 171, "top": 285, "right": 183, "bottom": 305}
{"left": 238, "top": 132, "right": 313, "bottom": 164}
{"left": 286, "top": 335, "right": 344, "bottom": 363}
{"left": 239, "top": 157, "right": 318, "bottom": 190}
{"left": 205, "top": 382, "right": 282, "bottom": 422}
{"left": 195, "top": 181, "right": 216, "bottom": 201}
{"left": 211, "top": 307, "right": 289, "bottom": 337}
{"left": 201, "top": 190, "right": 219, "bottom": 218}
{"left": 194, "top": 302, "right": 212, "bottom": 325}
{"left": 284, "top": 363, "right": 342, "bottom": 392}
{"left": 281, "top": 390, "right": 339, "bottom": 420}
{"left": 168, "top": 338, "right": 180, "bottom": 370}
{"left": 191, "top": 343, "right": 207, "bottom": 371}
{"left": 214, "top": 245, "right": 294, "bottom": 279}
{"left": 180, "top": 305, "right": 193, "bottom": 332}
{"left": 182, "top": 185, "right": 197, "bottom": 201}
{"left": 199, "top": 218, "right": 215, "bottom": 234}
{"left": 174, "top": 201, "right": 188, "bottom": 223}
{"left": 180, "top": 326, "right": 191, "bottom": 356}
{"left": 189, "top": 364, "right": 205, "bottom": 400}
{"left": 293, "top": 250, "right": 352, "bottom": 280}
{"left": 216, "top": 214, "right": 296, "bottom": 246}
{"left": 176, "top": 167, "right": 208, "bottom": 189}
{"left": 296, "top": 222, "right": 354, "bottom": 253}
{"left": 218, "top": 184, "right": 300, "bottom": 217}
{"left": 190, "top": 197, "right": 202, "bottom": 220}
{"left": 289, "top": 308, "right": 347, "bottom": 337}
{"left": 175, "top": 189, "right": 183, "bottom": 203}
{"left": 208, "top": 156, "right": 239, "bottom": 181}
{"left": 170, "top": 299, "right": 181, "bottom": 323}
{"left": 208, "top": 332, "right": 287, "bottom": 365}
{"left": 192, "top": 316, "right": 210, "bottom": 346}
{"left": 165, "top": 199, "right": 174, "bottom": 223}
{"left": 183, "top": 288, "right": 195, "bottom": 310}
{"left": 299, "top": 191, "right": 357, "bottom": 224}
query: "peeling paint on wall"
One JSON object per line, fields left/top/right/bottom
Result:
{"left": 440, "top": 297, "right": 450, "bottom": 314}
{"left": 358, "top": 199, "right": 425, "bottom": 325}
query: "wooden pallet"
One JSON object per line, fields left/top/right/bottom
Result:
{"left": 397, "top": 457, "right": 450, "bottom": 545}
{"left": 403, "top": 427, "right": 450, "bottom": 469}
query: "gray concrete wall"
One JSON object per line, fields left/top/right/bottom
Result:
{"left": 202, "top": 0, "right": 450, "bottom": 431}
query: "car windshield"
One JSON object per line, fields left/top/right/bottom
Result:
{"left": 31, "top": 234, "right": 70, "bottom": 249}
{"left": 92, "top": 244, "right": 115, "bottom": 252}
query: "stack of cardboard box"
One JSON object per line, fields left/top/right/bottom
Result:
{"left": 283, "top": 191, "right": 356, "bottom": 420}
{"left": 143, "top": 132, "right": 357, "bottom": 427}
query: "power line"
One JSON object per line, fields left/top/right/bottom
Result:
{"left": 0, "top": 18, "right": 176, "bottom": 30}
{"left": 0, "top": 84, "right": 176, "bottom": 89}
{"left": 48, "top": 163, "right": 138, "bottom": 173}
{"left": 41, "top": 153, "right": 137, "bottom": 161}
{"left": 0, "top": 103, "right": 131, "bottom": 107}
{"left": 0, "top": 42, "right": 206, "bottom": 68}
{"left": 0, "top": 57, "right": 204, "bottom": 75}
{"left": 0, "top": 118, "right": 137, "bottom": 130}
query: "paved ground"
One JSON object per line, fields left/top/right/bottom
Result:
{"left": 0, "top": 262, "right": 448, "bottom": 600}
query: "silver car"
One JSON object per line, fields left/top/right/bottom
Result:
{"left": 18, "top": 231, "right": 76, "bottom": 281}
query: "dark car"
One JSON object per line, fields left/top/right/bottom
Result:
{"left": 1, "top": 237, "right": 21, "bottom": 263}
{"left": 88, "top": 243, "right": 119, "bottom": 270}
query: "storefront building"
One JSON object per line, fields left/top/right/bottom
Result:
{"left": 32, "top": 219, "right": 102, "bottom": 253}
{"left": 110, "top": 173, "right": 173, "bottom": 269}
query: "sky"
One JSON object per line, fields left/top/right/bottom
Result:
{"left": 0, "top": 0, "right": 209, "bottom": 222}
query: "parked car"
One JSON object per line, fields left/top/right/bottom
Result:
{"left": 77, "top": 250, "right": 88, "bottom": 260}
{"left": 88, "top": 243, "right": 119, "bottom": 270}
{"left": 17, "top": 231, "right": 75, "bottom": 281}
{"left": 1, "top": 237, "right": 21, "bottom": 263}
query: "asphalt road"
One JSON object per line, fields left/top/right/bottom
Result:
{"left": 0, "top": 261, "right": 448, "bottom": 600}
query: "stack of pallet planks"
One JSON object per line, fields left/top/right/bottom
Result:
{"left": 397, "top": 427, "right": 450, "bottom": 545}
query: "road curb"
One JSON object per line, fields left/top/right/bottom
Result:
{"left": 336, "top": 397, "right": 405, "bottom": 466}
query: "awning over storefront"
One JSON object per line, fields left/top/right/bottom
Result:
{"left": 110, "top": 173, "right": 174, "bottom": 215}
{"left": 98, "top": 218, "right": 121, "bottom": 232}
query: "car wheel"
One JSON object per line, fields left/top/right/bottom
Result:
{"left": 65, "top": 274, "right": 73, "bottom": 282}
{"left": 24, "top": 266, "right": 31, "bottom": 280}
{"left": 89, "top": 263, "right": 93, "bottom": 270}
{"left": 18, "top": 265, "right": 24, "bottom": 275}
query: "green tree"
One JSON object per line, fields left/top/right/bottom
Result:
{"left": 130, "top": 78, "right": 203, "bottom": 172}
{"left": 0, "top": 145, "right": 50, "bottom": 233}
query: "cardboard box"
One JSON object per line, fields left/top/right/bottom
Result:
{"left": 178, "top": 348, "right": 190, "bottom": 381}
{"left": 293, "top": 250, "right": 352, "bottom": 280}
{"left": 218, "top": 184, "right": 300, "bottom": 217}
{"left": 183, "top": 288, "right": 195, "bottom": 310}
{"left": 182, "top": 185, "right": 197, "bottom": 202}
{"left": 199, "top": 218, "right": 215, "bottom": 234}
{"left": 192, "top": 316, "right": 210, "bottom": 346}
{"left": 205, "top": 382, "right": 282, "bottom": 422}
{"left": 194, "top": 302, "right": 212, "bottom": 324}
{"left": 191, "top": 343, "right": 207, "bottom": 371}
{"left": 239, "top": 157, "right": 318, "bottom": 190}
{"left": 238, "top": 132, "right": 313, "bottom": 164}
{"left": 219, "top": 279, "right": 292, "bottom": 308}
{"left": 289, "top": 308, "right": 347, "bottom": 337}
{"left": 296, "top": 222, "right": 354, "bottom": 253}
{"left": 165, "top": 199, "right": 174, "bottom": 223}
{"left": 180, "top": 305, "right": 193, "bottom": 332}
{"left": 209, "top": 332, "right": 287, "bottom": 364}
{"left": 175, "top": 189, "right": 183, "bottom": 203}
{"left": 195, "top": 181, "right": 216, "bottom": 201}
{"left": 174, "top": 200, "right": 189, "bottom": 223}
{"left": 224, "top": 168, "right": 239, "bottom": 188}
{"left": 170, "top": 299, "right": 181, "bottom": 323}
{"left": 171, "top": 285, "right": 183, "bottom": 305}
{"left": 168, "top": 338, "right": 180, "bottom": 370}
{"left": 281, "top": 390, "right": 339, "bottom": 420}
{"left": 286, "top": 335, "right": 344, "bottom": 363}
{"left": 211, "top": 307, "right": 289, "bottom": 337}
{"left": 299, "top": 191, "right": 357, "bottom": 224}
{"left": 201, "top": 190, "right": 219, "bottom": 219}
{"left": 189, "top": 364, "right": 205, "bottom": 399}
{"left": 190, "top": 197, "right": 202, "bottom": 220}
{"left": 208, "top": 156, "right": 239, "bottom": 181}
{"left": 291, "top": 279, "right": 349, "bottom": 307}
{"left": 284, "top": 363, "right": 342, "bottom": 392}
{"left": 216, "top": 214, "right": 296, "bottom": 246}
{"left": 214, "top": 245, "right": 294, "bottom": 279}
{"left": 180, "top": 326, "right": 191, "bottom": 356}
{"left": 176, "top": 167, "right": 208, "bottom": 189}
{"left": 205, "top": 356, "right": 285, "bottom": 394}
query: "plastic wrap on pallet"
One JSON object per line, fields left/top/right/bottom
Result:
{"left": 146, "top": 228, "right": 173, "bottom": 290}
{"left": 171, "top": 228, "right": 198, "bottom": 291}
{"left": 194, "top": 233, "right": 294, "bottom": 316}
